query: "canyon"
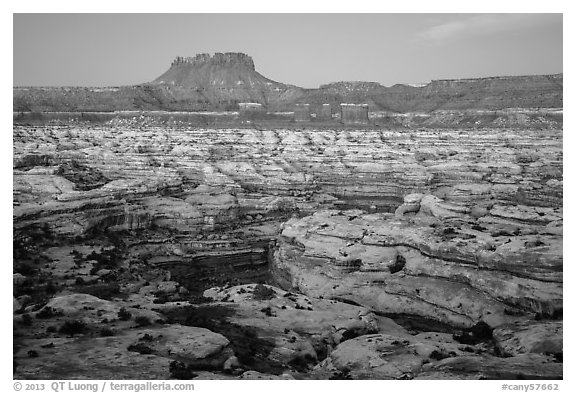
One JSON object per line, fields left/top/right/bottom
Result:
{"left": 13, "top": 53, "right": 563, "bottom": 380}
{"left": 13, "top": 120, "right": 563, "bottom": 380}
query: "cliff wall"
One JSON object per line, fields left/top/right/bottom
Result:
{"left": 13, "top": 53, "right": 562, "bottom": 113}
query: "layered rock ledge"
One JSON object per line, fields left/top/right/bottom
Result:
{"left": 13, "top": 121, "right": 562, "bottom": 379}
{"left": 272, "top": 198, "right": 562, "bottom": 328}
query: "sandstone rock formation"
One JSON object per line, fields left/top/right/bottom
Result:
{"left": 13, "top": 116, "right": 562, "bottom": 379}
{"left": 272, "top": 205, "right": 562, "bottom": 327}
{"left": 200, "top": 284, "right": 390, "bottom": 368}
{"left": 14, "top": 296, "right": 233, "bottom": 379}
{"left": 414, "top": 354, "right": 562, "bottom": 380}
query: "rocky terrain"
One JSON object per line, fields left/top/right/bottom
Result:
{"left": 13, "top": 52, "right": 563, "bottom": 113}
{"left": 13, "top": 116, "right": 562, "bottom": 379}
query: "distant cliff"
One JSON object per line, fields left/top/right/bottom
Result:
{"left": 304, "top": 75, "right": 563, "bottom": 112}
{"left": 150, "top": 52, "right": 304, "bottom": 110}
{"left": 13, "top": 52, "right": 562, "bottom": 113}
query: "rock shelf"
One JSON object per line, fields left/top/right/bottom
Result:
{"left": 13, "top": 121, "right": 562, "bottom": 379}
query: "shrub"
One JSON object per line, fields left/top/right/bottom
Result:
{"left": 139, "top": 333, "right": 154, "bottom": 342}
{"left": 134, "top": 316, "right": 152, "bottom": 327}
{"left": 169, "top": 360, "right": 197, "bottom": 380}
{"left": 453, "top": 321, "right": 493, "bottom": 345}
{"left": 152, "top": 294, "right": 171, "bottom": 304}
{"left": 59, "top": 320, "right": 87, "bottom": 336}
{"left": 127, "top": 343, "right": 153, "bottom": 355}
{"left": 252, "top": 284, "right": 276, "bottom": 300}
{"left": 388, "top": 255, "right": 406, "bottom": 274}
{"left": 45, "top": 281, "right": 59, "bottom": 295}
{"left": 260, "top": 306, "right": 275, "bottom": 317}
{"left": 118, "top": 307, "right": 132, "bottom": 321}
{"left": 20, "top": 314, "right": 33, "bottom": 326}
{"left": 429, "top": 350, "right": 451, "bottom": 360}
{"left": 100, "top": 328, "right": 115, "bottom": 337}
{"left": 329, "top": 370, "right": 352, "bottom": 380}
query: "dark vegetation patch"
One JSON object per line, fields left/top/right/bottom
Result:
{"left": 13, "top": 226, "right": 63, "bottom": 304}
{"left": 19, "top": 314, "right": 33, "bottom": 327}
{"left": 86, "top": 247, "right": 123, "bottom": 275}
{"left": 347, "top": 258, "right": 363, "bottom": 270}
{"left": 187, "top": 295, "right": 213, "bottom": 304}
{"left": 127, "top": 343, "right": 153, "bottom": 355}
{"left": 309, "top": 336, "right": 330, "bottom": 363}
{"left": 58, "top": 320, "right": 88, "bottom": 337}
{"left": 134, "top": 316, "right": 152, "bottom": 327}
{"left": 547, "top": 352, "right": 563, "bottom": 363}
{"left": 328, "top": 368, "right": 353, "bottom": 380}
{"left": 259, "top": 306, "right": 276, "bottom": 317}
{"left": 152, "top": 294, "right": 174, "bottom": 304}
{"left": 252, "top": 284, "right": 276, "bottom": 300}
{"left": 56, "top": 159, "right": 109, "bottom": 191}
{"left": 535, "top": 308, "right": 562, "bottom": 321}
{"left": 440, "top": 226, "right": 469, "bottom": 240}
{"left": 453, "top": 321, "right": 493, "bottom": 345}
{"left": 118, "top": 307, "right": 132, "bottom": 321}
{"left": 429, "top": 350, "right": 452, "bottom": 361}
{"left": 389, "top": 254, "right": 406, "bottom": 274}
{"left": 99, "top": 328, "right": 115, "bottom": 337}
{"left": 169, "top": 360, "right": 198, "bottom": 380}
{"left": 340, "top": 327, "right": 375, "bottom": 344}
{"left": 69, "top": 241, "right": 129, "bottom": 300}
{"left": 287, "top": 352, "right": 317, "bottom": 372}
{"left": 139, "top": 333, "right": 155, "bottom": 342}
{"left": 15, "top": 228, "right": 130, "bottom": 314}
{"left": 14, "top": 272, "right": 60, "bottom": 305}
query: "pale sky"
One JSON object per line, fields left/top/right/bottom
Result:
{"left": 13, "top": 13, "right": 562, "bottom": 88}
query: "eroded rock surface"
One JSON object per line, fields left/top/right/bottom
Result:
{"left": 415, "top": 354, "right": 562, "bottom": 380}
{"left": 493, "top": 320, "right": 563, "bottom": 357}
{"left": 273, "top": 206, "right": 562, "bottom": 328}
{"left": 13, "top": 123, "right": 562, "bottom": 380}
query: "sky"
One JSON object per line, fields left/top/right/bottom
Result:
{"left": 13, "top": 13, "right": 563, "bottom": 89}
